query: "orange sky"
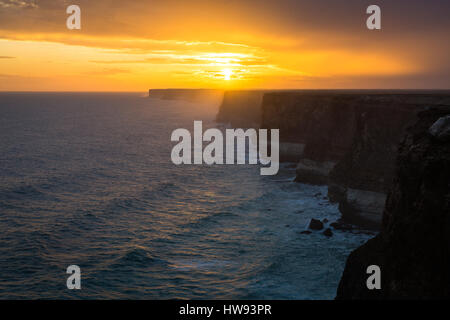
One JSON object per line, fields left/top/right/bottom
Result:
{"left": 0, "top": 0, "right": 449, "bottom": 91}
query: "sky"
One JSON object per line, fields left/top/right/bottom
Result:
{"left": 0, "top": 0, "right": 449, "bottom": 91}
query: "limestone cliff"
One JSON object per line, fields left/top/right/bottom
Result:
{"left": 215, "top": 90, "right": 450, "bottom": 228}
{"left": 261, "top": 92, "right": 360, "bottom": 164}
{"left": 216, "top": 90, "right": 265, "bottom": 128}
{"left": 261, "top": 91, "right": 450, "bottom": 228}
{"left": 336, "top": 107, "right": 450, "bottom": 299}
{"left": 328, "top": 102, "right": 423, "bottom": 228}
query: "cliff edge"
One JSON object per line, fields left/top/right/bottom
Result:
{"left": 216, "top": 90, "right": 265, "bottom": 128}
{"left": 336, "top": 107, "right": 450, "bottom": 299}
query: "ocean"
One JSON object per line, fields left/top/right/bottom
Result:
{"left": 0, "top": 92, "right": 371, "bottom": 299}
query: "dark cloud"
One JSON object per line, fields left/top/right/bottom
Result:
{"left": 0, "top": 0, "right": 448, "bottom": 38}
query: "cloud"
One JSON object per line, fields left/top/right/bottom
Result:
{"left": 0, "top": 0, "right": 38, "bottom": 9}
{"left": 0, "top": 0, "right": 449, "bottom": 89}
{"left": 90, "top": 53, "right": 267, "bottom": 67}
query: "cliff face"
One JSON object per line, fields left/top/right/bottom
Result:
{"left": 214, "top": 90, "right": 450, "bottom": 228}
{"left": 336, "top": 107, "right": 450, "bottom": 299}
{"left": 261, "top": 91, "right": 450, "bottom": 228}
{"left": 330, "top": 103, "right": 420, "bottom": 193}
{"left": 216, "top": 90, "right": 265, "bottom": 128}
{"left": 328, "top": 102, "right": 425, "bottom": 228}
{"left": 261, "top": 92, "right": 359, "bottom": 163}
{"left": 148, "top": 89, "right": 223, "bottom": 103}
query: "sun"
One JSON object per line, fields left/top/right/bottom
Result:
{"left": 222, "top": 68, "right": 233, "bottom": 80}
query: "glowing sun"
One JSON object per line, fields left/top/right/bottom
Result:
{"left": 222, "top": 68, "right": 233, "bottom": 80}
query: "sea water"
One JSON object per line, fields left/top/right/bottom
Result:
{"left": 0, "top": 93, "right": 372, "bottom": 299}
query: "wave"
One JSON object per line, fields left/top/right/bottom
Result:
{"left": 0, "top": 184, "right": 45, "bottom": 200}
{"left": 111, "top": 247, "right": 167, "bottom": 268}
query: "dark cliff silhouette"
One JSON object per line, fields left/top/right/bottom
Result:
{"left": 336, "top": 107, "right": 450, "bottom": 299}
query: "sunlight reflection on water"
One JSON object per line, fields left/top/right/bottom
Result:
{"left": 0, "top": 93, "right": 372, "bottom": 299}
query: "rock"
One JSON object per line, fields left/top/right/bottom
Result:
{"left": 429, "top": 115, "right": 450, "bottom": 141}
{"left": 327, "top": 184, "right": 346, "bottom": 203}
{"left": 322, "top": 218, "right": 329, "bottom": 223}
{"left": 308, "top": 218, "right": 324, "bottom": 230}
{"left": 323, "top": 228, "right": 333, "bottom": 237}
{"left": 338, "top": 189, "right": 387, "bottom": 229}
{"left": 336, "top": 107, "right": 450, "bottom": 299}
{"left": 300, "top": 230, "right": 312, "bottom": 235}
{"left": 330, "top": 221, "right": 353, "bottom": 231}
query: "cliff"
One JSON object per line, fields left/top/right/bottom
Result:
{"left": 216, "top": 90, "right": 265, "bottom": 128}
{"left": 214, "top": 90, "right": 450, "bottom": 228}
{"left": 336, "top": 107, "right": 450, "bottom": 299}
{"left": 261, "top": 91, "right": 450, "bottom": 228}
{"left": 327, "top": 101, "right": 423, "bottom": 228}
{"left": 261, "top": 92, "right": 360, "bottom": 164}
{"left": 148, "top": 89, "right": 223, "bottom": 103}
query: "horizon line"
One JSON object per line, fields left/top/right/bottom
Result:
{"left": 2, "top": 88, "right": 450, "bottom": 93}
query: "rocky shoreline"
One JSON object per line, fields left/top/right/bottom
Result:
{"left": 150, "top": 88, "right": 450, "bottom": 298}
{"left": 219, "top": 89, "right": 450, "bottom": 229}
{"left": 151, "top": 88, "right": 450, "bottom": 230}
{"left": 216, "top": 89, "right": 450, "bottom": 298}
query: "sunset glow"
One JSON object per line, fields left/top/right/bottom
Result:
{"left": 222, "top": 69, "right": 233, "bottom": 81}
{"left": 0, "top": 0, "right": 449, "bottom": 91}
